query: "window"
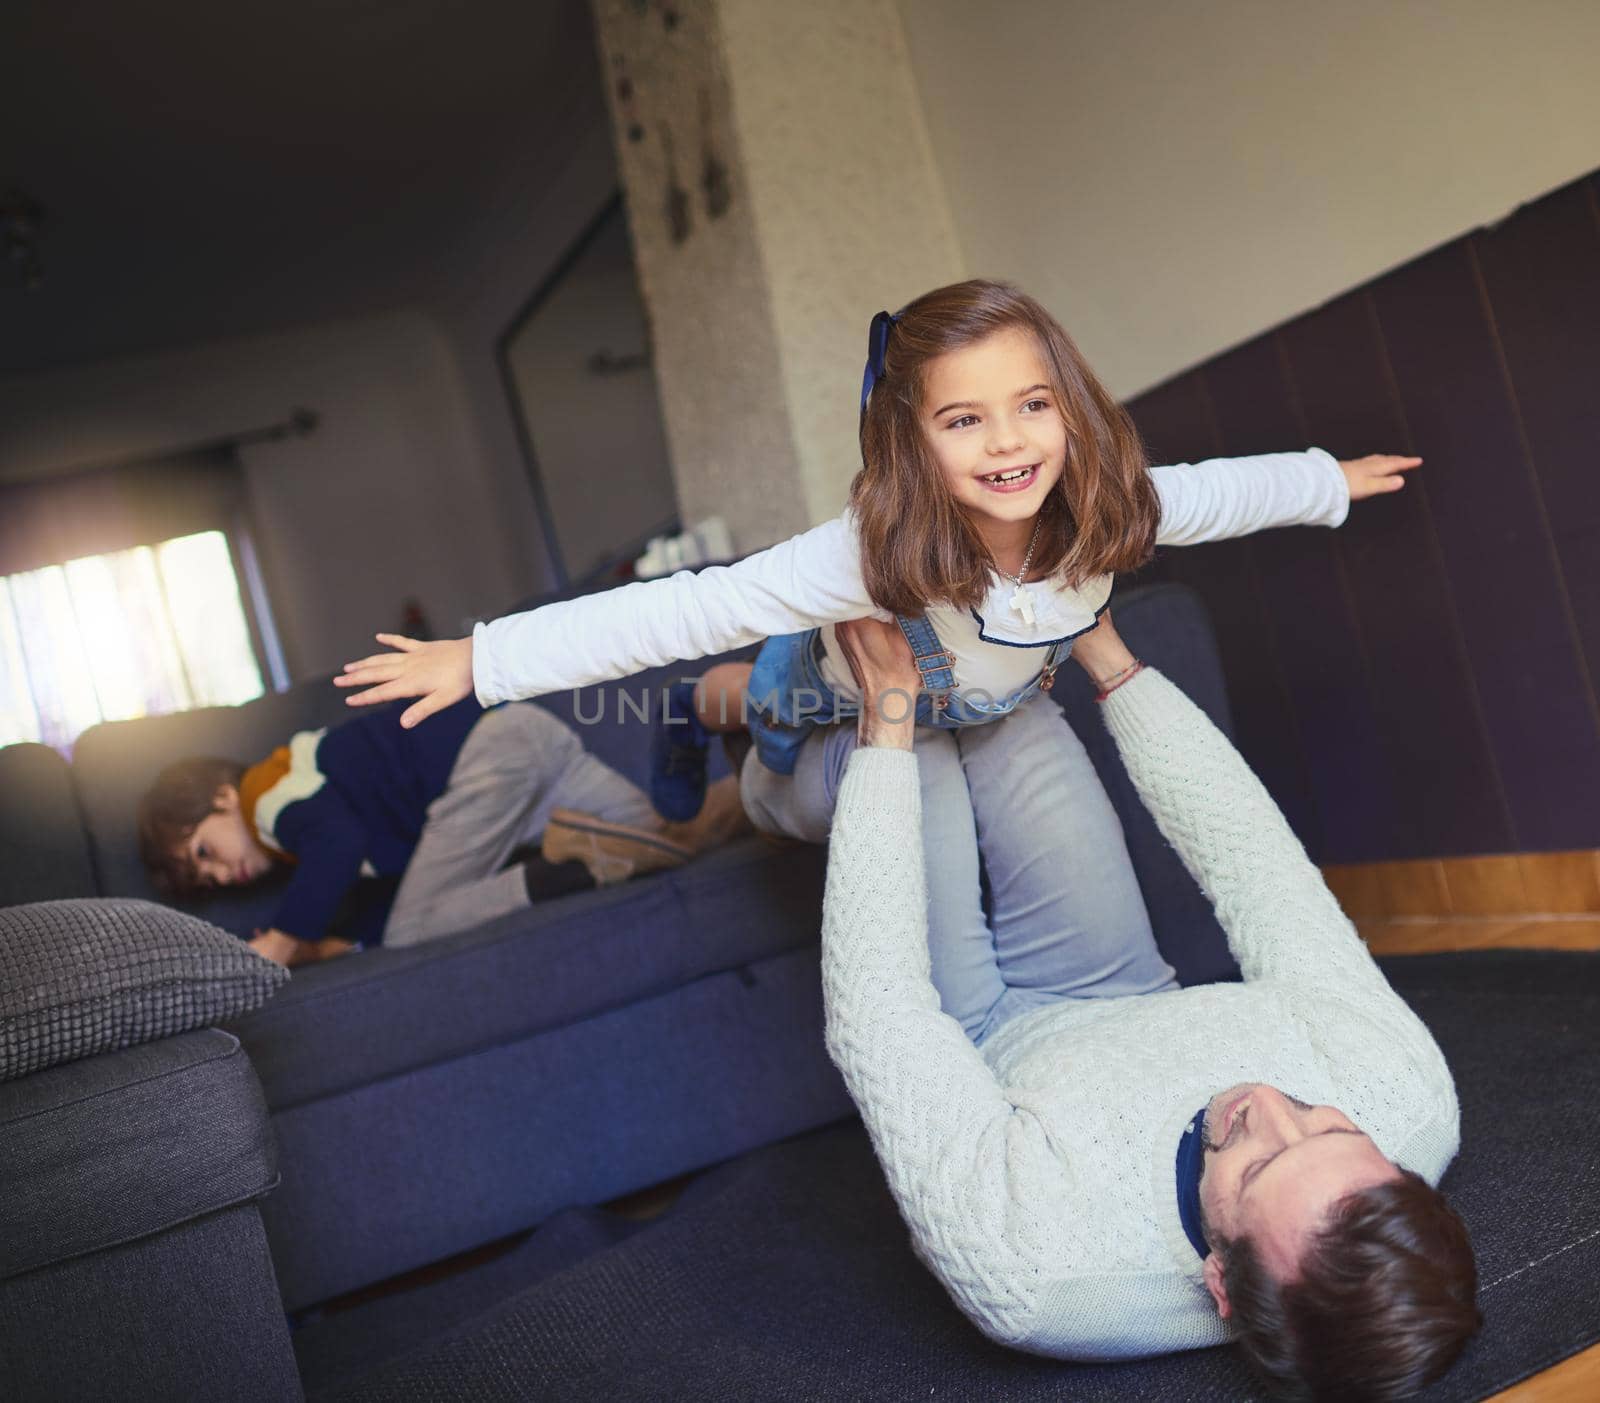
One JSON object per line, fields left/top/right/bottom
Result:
{"left": 0, "top": 530, "right": 265, "bottom": 752}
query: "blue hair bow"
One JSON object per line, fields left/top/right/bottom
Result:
{"left": 859, "top": 309, "right": 900, "bottom": 415}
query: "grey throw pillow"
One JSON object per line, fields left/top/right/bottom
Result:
{"left": 0, "top": 898, "right": 287, "bottom": 1081}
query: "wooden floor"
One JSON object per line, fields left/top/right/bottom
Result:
{"left": 1489, "top": 1345, "right": 1600, "bottom": 1402}
{"left": 1356, "top": 915, "right": 1600, "bottom": 1401}
{"left": 1358, "top": 915, "right": 1600, "bottom": 956}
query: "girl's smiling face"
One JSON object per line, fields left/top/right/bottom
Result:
{"left": 920, "top": 326, "right": 1067, "bottom": 545}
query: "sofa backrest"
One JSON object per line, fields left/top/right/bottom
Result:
{"left": 69, "top": 679, "right": 355, "bottom": 935}
{"left": 0, "top": 742, "right": 97, "bottom": 907}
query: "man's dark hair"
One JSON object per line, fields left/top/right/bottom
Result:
{"left": 137, "top": 756, "right": 246, "bottom": 893}
{"left": 1220, "top": 1169, "right": 1480, "bottom": 1401}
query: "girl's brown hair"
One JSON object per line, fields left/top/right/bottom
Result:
{"left": 850, "top": 279, "right": 1158, "bottom": 615}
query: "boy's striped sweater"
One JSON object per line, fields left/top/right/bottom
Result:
{"left": 240, "top": 697, "right": 483, "bottom": 941}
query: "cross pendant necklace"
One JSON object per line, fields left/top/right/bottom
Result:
{"left": 998, "top": 518, "right": 1042, "bottom": 627}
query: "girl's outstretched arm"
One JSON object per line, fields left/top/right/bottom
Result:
{"left": 337, "top": 513, "right": 876, "bottom": 726}
{"left": 1150, "top": 449, "right": 1419, "bottom": 546}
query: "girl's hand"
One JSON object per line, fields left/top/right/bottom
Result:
{"left": 1339, "top": 454, "right": 1421, "bottom": 500}
{"left": 335, "top": 633, "right": 474, "bottom": 728}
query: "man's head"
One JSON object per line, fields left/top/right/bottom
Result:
{"left": 138, "top": 757, "right": 278, "bottom": 894}
{"left": 1198, "top": 1083, "right": 1479, "bottom": 1400}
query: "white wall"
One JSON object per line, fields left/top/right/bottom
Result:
{"left": 502, "top": 209, "right": 679, "bottom": 580}
{"left": 718, "top": 0, "right": 964, "bottom": 521}
{"left": 0, "top": 87, "right": 639, "bottom": 684}
{"left": 897, "top": 0, "right": 1600, "bottom": 397}
{"left": 431, "top": 69, "right": 626, "bottom": 593}
{"left": 0, "top": 310, "right": 516, "bottom": 680}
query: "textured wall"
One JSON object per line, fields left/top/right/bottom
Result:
{"left": 591, "top": 0, "right": 961, "bottom": 544}
{"left": 898, "top": 0, "right": 1600, "bottom": 399}
{"left": 591, "top": 0, "right": 808, "bottom": 551}
{"left": 718, "top": 0, "right": 962, "bottom": 520}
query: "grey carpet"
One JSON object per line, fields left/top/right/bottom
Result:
{"left": 314, "top": 950, "right": 1600, "bottom": 1402}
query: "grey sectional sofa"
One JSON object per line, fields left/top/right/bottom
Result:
{"left": 0, "top": 581, "right": 1241, "bottom": 1398}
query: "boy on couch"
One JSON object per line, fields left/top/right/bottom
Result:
{"left": 138, "top": 696, "right": 746, "bottom": 966}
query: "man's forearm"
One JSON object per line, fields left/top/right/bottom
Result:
{"left": 858, "top": 682, "right": 919, "bottom": 750}
{"left": 821, "top": 705, "right": 1031, "bottom": 1340}
{"left": 1099, "top": 667, "right": 1386, "bottom": 991}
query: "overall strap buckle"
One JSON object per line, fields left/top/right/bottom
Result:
{"left": 894, "top": 615, "right": 957, "bottom": 712}
{"left": 914, "top": 649, "right": 956, "bottom": 710}
{"left": 1038, "top": 635, "right": 1069, "bottom": 692}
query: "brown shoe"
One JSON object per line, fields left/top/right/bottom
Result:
{"left": 542, "top": 810, "right": 694, "bottom": 886}
{"left": 658, "top": 774, "right": 753, "bottom": 854}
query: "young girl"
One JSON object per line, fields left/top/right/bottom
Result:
{"left": 339, "top": 280, "right": 1413, "bottom": 1016}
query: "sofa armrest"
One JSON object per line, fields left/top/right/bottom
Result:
{"left": 0, "top": 1032, "right": 301, "bottom": 1401}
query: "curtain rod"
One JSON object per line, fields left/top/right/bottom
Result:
{"left": 122, "top": 407, "right": 321, "bottom": 469}
{"left": 15, "top": 408, "right": 322, "bottom": 484}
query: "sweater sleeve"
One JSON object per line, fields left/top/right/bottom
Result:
{"left": 472, "top": 514, "right": 877, "bottom": 704}
{"left": 268, "top": 789, "right": 370, "bottom": 942}
{"left": 821, "top": 747, "right": 1048, "bottom": 1345}
{"left": 1151, "top": 449, "right": 1349, "bottom": 546}
{"left": 1097, "top": 668, "right": 1385, "bottom": 994}
{"left": 1103, "top": 670, "right": 1460, "bottom": 1170}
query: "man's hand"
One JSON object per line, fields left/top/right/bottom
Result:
{"left": 1339, "top": 454, "right": 1421, "bottom": 501}
{"left": 335, "top": 634, "right": 474, "bottom": 728}
{"left": 833, "top": 618, "right": 920, "bottom": 751}
{"left": 1071, "top": 611, "right": 1139, "bottom": 690}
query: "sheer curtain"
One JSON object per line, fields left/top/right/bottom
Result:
{"left": 0, "top": 450, "right": 272, "bottom": 752}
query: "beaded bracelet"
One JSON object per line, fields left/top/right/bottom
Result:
{"left": 1094, "top": 660, "right": 1144, "bottom": 702}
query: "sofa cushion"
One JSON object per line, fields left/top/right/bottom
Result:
{"left": 0, "top": 741, "right": 97, "bottom": 906}
{"left": 0, "top": 1204, "right": 302, "bottom": 1403}
{"left": 263, "top": 942, "right": 850, "bottom": 1310}
{"left": 0, "top": 898, "right": 286, "bottom": 1081}
{"left": 231, "top": 833, "right": 827, "bottom": 1111}
{"left": 0, "top": 1028, "right": 278, "bottom": 1279}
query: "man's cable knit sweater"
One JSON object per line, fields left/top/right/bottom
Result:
{"left": 821, "top": 668, "right": 1459, "bottom": 1360}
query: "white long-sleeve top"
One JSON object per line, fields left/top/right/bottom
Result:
{"left": 472, "top": 449, "right": 1348, "bottom": 706}
{"left": 820, "top": 668, "right": 1459, "bottom": 1361}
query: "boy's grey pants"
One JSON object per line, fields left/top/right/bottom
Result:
{"left": 383, "top": 703, "right": 656, "bottom": 948}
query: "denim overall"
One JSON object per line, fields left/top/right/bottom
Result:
{"left": 746, "top": 615, "right": 1068, "bottom": 776}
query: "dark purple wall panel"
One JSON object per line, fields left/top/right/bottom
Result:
{"left": 1127, "top": 170, "right": 1600, "bottom": 858}
{"left": 1127, "top": 370, "right": 1319, "bottom": 848}
{"left": 1129, "top": 371, "right": 1217, "bottom": 466}
{"left": 1279, "top": 291, "right": 1512, "bottom": 859}
{"left": 1202, "top": 336, "right": 1391, "bottom": 863}
{"left": 1372, "top": 240, "right": 1600, "bottom": 851}
{"left": 1473, "top": 182, "right": 1600, "bottom": 741}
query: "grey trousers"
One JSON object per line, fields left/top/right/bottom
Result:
{"left": 383, "top": 703, "right": 656, "bottom": 948}
{"left": 742, "top": 695, "right": 1177, "bottom": 1043}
